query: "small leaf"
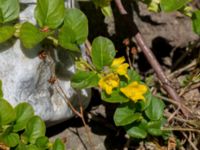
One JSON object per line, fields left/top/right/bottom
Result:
{"left": 192, "top": 10, "right": 200, "bottom": 35}
{"left": 0, "top": 80, "right": 3, "bottom": 97}
{"left": 101, "top": 5, "right": 112, "bottom": 17}
{"left": 160, "top": 0, "right": 189, "bottom": 12}
{"left": 0, "top": 0, "right": 19, "bottom": 23}
{"left": 147, "top": 120, "right": 163, "bottom": 136}
{"left": 114, "top": 103, "right": 141, "bottom": 126}
{"left": 126, "top": 126, "right": 147, "bottom": 139}
{"left": 53, "top": 139, "right": 65, "bottom": 150}
{"left": 34, "top": 0, "right": 65, "bottom": 29}
{"left": 58, "top": 8, "right": 88, "bottom": 51}
{"left": 135, "top": 91, "right": 152, "bottom": 111}
{"left": 91, "top": 36, "right": 116, "bottom": 70}
{"left": 16, "top": 143, "right": 27, "bottom": 150}
{"left": 92, "top": 0, "right": 111, "bottom": 7}
{"left": 0, "top": 26, "right": 15, "bottom": 43}
{"left": 24, "top": 116, "right": 46, "bottom": 144}
{"left": 127, "top": 69, "right": 141, "bottom": 82}
{"left": 35, "top": 136, "right": 49, "bottom": 149}
{"left": 20, "top": 22, "right": 46, "bottom": 48}
{"left": 0, "top": 98, "right": 16, "bottom": 125}
{"left": 13, "top": 103, "right": 34, "bottom": 132}
{"left": 26, "top": 145, "right": 40, "bottom": 150}
{"left": 145, "top": 96, "right": 165, "bottom": 121}
{"left": 71, "top": 71, "right": 99, "bottom": 89}
{"left": 0, "top": 133, "right": 19, "bottom": 147}
{"left": 101, "top": 89, "right": 129, "bottom": 103}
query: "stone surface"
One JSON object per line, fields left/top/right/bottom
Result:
{"left": 0, "top": 0, "right": 91, "bottom": 125}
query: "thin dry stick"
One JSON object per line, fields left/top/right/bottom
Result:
{"left": 162, "top": 127, "right": 200, "bottom": 134}
{"left": 114, "top": 0, "right": 188, "bottom": 116}
{"left": 56, "top": 82, "right": 95, "bottom": 149}
{"left": 169, "top": 60, "right": 196, "bottom": 79}
{"left": 182, "top": 132, "right": 198, "bottom": 150}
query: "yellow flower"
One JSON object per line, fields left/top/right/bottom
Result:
{"left": 120, "top": 81, "right": 148, "bottom": 102}
{"left": 98, "top": 73, "right": 120, "bottom": 95}
{"left": 111, "top": 57, "right": 129, "bottom": 78}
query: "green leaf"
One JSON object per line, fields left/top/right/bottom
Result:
{"left": 0, "top": 26, "right": 15, "bottom": 43}
{"left": 0, "top": 80, "right": 3, "bottom": 97}
{"left": 35, "top": 136, "right": 49, "bottom": 149}
{"left": 114, "top": 103, "right": 141, "bottom": 126}
{"left": 92, "top": 0, "right": 111, "bottom": 7}
{"left": 126, "top": 126, "right": 147, "bottom": 139}
{"left": 128, "top": 69, "right": 141, "bottom": 82}
{"left": 145, "top": 96, "right": 165, "bottom": 121}
{"left": 101, "top": 89, "right": 129, "bottom": 103}
{"left": 26, "top": 145, "right": 40, "bottom": 150}
{"left": 160, "top": 0, "right": 189, "bottom": 12}
{"left": 16, "top": 143, "right": 27, "bottom": 150}
{"left": 53, "top": 138, "right": 65, "bottom": 150}
{"left": 91, "top": 36, "right": 116, "bottom": 70}
{"left": 101, "top": 5, "right": 112, "bottom": 17}
{"left": 0, "top": 0, "right": 19, "bottom": 23}
{"left": 0, "top": 133, "right": 19, "bottom": 147}
{"left": 58, "top": 8, "right": 88, "bottom": 51}
{"left": 71, "top": 71, "right": 99, "bottom": 89}
{"left": 192, "top": 10, "right": 200, "bottom": 35}
{"left": 24, "top": 116, "right": 46, "bottom": 144}
{"left": 147, "top": 120, "right": 163, "bottom": 136}
{"left": 20, "top": 22, "right": 46, "bottom": 48}
{"left": 135, "top": 91, "right": 152, "bottom": 111}
{"left": 13, "top": 103, "right": 34, "bottom": 132}
{"left": 34, "top": 0, "right": 65, "bottom": 29}
{"left": 0, "top": 98, "right": 16, "bottom": 125}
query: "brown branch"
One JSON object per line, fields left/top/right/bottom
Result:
{"left": 114, "top": 0, "right": 189, "bottom": 116}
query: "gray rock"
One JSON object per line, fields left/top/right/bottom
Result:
{"left": 0, "top": 0, "right": 91, "bottom": 125}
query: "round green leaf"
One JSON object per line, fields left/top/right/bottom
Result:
{"left": 160, "top": 0, "right": 189, "bottom": 12}
{"left": 20, "top": 22, "right": 46, "bottom": 49}
{"left": 34, "top": 0, "right": 65, "bottom": 29}
{"left": 24, "top": 116, "right": 46, "bottom": 144}
{"left": 71, "top": 71, "right": 99, "bottom": 89}
{"left": 91, "top": 36, "right": 116, "bottom": 70}
{"left": 0, "top": 98, "right": 16, "bottom": 125}
{"left": 53, "top": 138, "right": 65, "bottom": 150}
{"left": 192, "top": 10, "right": 200, "bottom": 35}
{"left": 145, "top": 96, "right": 165, "bottom": 121}
{"left": 147, "top": 121, "right": 163, "bottom": 136}
{"left": 58, "top": 8, "right": 88, "bottom": 51}
{"left": 126, "top": 126, "right": 147, "bottom": 139}
{"left": 114, "top": 102, "right": 140, "bottom": 126}
{"left": 0, "top": 133, "right": 19, "bottom": 147}
{"left": 0, "top": 0, "right": 19, "bottom": 23}
{"left": 35, "top": 136, "right": 49, "bottom": 149}
{"left": 0, "top": 26, "right": 15, "bottom": 43}
{"left": 13, "top": 103, "right": 34, "bottom": 132}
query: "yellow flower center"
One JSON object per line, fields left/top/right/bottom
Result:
{"left": 98, "top": 73, "right": 120, "bottom": 95}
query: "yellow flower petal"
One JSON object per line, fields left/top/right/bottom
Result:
{"left": 111, "top": 57, "right": 129, "bottom": 78}
{"left": 98, "top": 73, "right": 120, "bottom": 95}
{"left": 120, "top": 81, "right": 148, "bottom": 102}
{"left": 111, "top": 57, "right": 125, "bottom": 67}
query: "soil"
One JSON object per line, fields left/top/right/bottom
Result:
{"left": 49, "top": 1, "right": 200, "bottom": 150}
